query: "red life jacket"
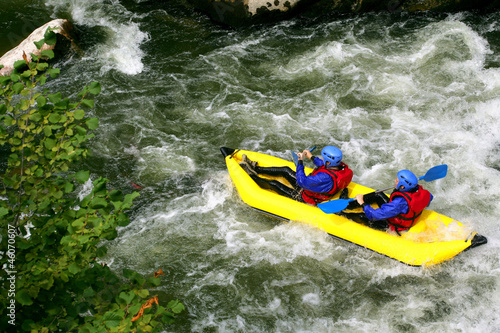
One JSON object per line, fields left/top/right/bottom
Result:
{"left": 301, "top": 162, "right": 353, "bottom": 205}
{"left": 387, "top": 185, "right": 431, "bottom": 232}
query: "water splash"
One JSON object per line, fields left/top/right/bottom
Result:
{"left": 45, "top": 0, "right": 149, "bottom": 74}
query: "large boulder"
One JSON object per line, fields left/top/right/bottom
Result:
{"left": 187, "top": 0, "right": 500, "bottom": 26}
{"left": 0, "top": 19, "right": 74, "bottom": 76}
{"left": 187, "top": 0, "right": 309, "bottom": 26}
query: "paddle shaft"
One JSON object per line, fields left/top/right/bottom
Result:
{"left": 292, "top": 146, "right": 316, "bottom": 165}
{"left": 306, "top": 146, "right": 317, "bottom": 154}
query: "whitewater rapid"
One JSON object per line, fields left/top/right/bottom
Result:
{"left": 9, "top": 2, "right": 500, "bottom": 331}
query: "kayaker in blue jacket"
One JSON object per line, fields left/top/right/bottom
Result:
{"left": 351, "top": 170, "right": 433, "bottom": 233}
{"left": 240, "top": 146, "right": 353, "bottom": 205}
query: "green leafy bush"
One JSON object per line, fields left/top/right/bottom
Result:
{"left": 0, "top": 27, "right": 184, "bottom": 332}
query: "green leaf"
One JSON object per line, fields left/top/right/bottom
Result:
{"left": 93, "top": 179, "right": 108, "bottom": 193}
{"left": 119, "top": 291, "right": 136, "bottom": 305}
{"left": 13, "top": 59, "right": 27, "bottom": 70}
{"left": 167, "top": 300, "right": 185, "bottom": 314}
{"left": 40, "top": 276, "right": 55, "bottom": 290}
{"left": 48, "top": 68, "right": 60, "bottom": 78}
{"left": 41, "top": 49, "right": 55, "bottom": 59}
{"left": 69, "top": 262, "right": 81, "bottom": 275}
{"left": 90, "top": 197, "right": 108, "bottom": 209}
{"left": 147, "top": 276, "right": 161, "bottom": 287}
{"left": 86, "top": 117, "right": 99, "bottom": 130}
{"left": 0, "top": 76, "right": 11, "bottom": 85}
{"left": 48, "top": 92, "right": 62, "bottom": 104}
{"left": 16, "top": 290, "right": 34, "bottom": 306}
{"left": 0, "top": 207, "right": 9, "bottom": 217}
{"left": 35, "top": 168, "right": 44, "bottom": 177}
{"left": 117, "top": 213, "right": 130, "bottom": 227}
{"left": 142, "top": 314, "right": 152, "bottom": 324}
{"left": 75, "top": 170, "right": 90, "bottom": 184}
{"left": 34, "top": 39, "right": 45, "bottom": 49}
{"left": 162, "top": 313, "right": 175, "bottom": 325}
{"left": 12, "top": 82, "right": 24, "bottom": 94}
{"left": 44, "top": 138, "right": 56, "bottom": 150}
{"left": 137, "top": 289, "right": 149, "bottom": 298}
{"left": 83, "top": 287, "right": 95, "bottom": 298}
{"left": 48, "top": 113, "right": 61, "bottom": 123}
{"left": 95, "top": 245, "right": 107, "bottom": 257}
{"left": 74, "top": 109, "right": 85, "bottom": 120}
{"left": 72, "top": 219, "right": 84, "bottom": 229}
{"left": 123, "top": 269, "right": 137, "bottom": 280}
{"left": 81, "top": 99, "right": 94, "bottom": 108}
{"left": 44, "top": 126, "right": 52, "bottom": 137}
{"left": 64, "top": 182, "right": 74, "bottom": 193}
{"left": 29, "top": 112, "right": 42, "bottom": 122}
{"left": 102, "top": 311, "right": 123, "bottom": 329}
{"left": 37, "top": 62, "right": 49, "bottom": 71}
{"left": 75, "top": 126, "right": 87, "bottom": 135}
{"left": 55, "top": 98, "right": 69, "bottom": 110}
{"left": 89, "top": 81, "right": 101, "bottom": 95}
{"left": 44, "top": 30, "right": 57, "bottom": 45}
{"left": 37, "top": 95, "right": 47, "bottom": 107}
{"left": 21, "top": 69, "right": 32, "bottom": 78}
{"left": 108, "top": 189, "right": 123, "bottom": 202}
{"left": 0, "top": 103, "right": 7, "bottom": 114}
{"left": 123, "top": 191, "right": 140, "bottom": 206}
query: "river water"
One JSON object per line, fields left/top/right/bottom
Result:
{"left": 2, "top": 1, "right": 500, "bottom": 332}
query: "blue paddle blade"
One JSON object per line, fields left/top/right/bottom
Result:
{"left": 420, "top": 164, "right": 447, "bottom": 182}
{"left": 317, "top": 198, "right": 355, "bottom": 214}
{"left": 291, "top": 151, "right": 299, "bottom": 165}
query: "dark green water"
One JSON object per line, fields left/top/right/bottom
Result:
{"left": 2, "top": 1, "right": 500, "bottom": 332}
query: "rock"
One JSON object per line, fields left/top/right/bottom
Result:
{"left": 0, "top": 19, "right": 74, "bottom": 76}
{"left": 187, "top": 0, "right": 500, "bottom": 27}
{"left": 187, "top": 0, "right": 306, "bottom": 26}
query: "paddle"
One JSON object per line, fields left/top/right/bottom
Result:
{"left": 291, "top": 146, "right": 316, "bottom": 166}
{"left": 317, "top": 164, "right": 448, "bottom": 214}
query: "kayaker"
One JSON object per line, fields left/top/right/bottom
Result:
{"left": 240, "top": 146, "right": 353, "bottom": 206}
{"left": 354, "top": 169, "right": 433, "bottom": 234}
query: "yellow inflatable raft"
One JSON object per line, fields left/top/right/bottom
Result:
{"left": 221, "top": 147, "right": 487, "bottom": 266}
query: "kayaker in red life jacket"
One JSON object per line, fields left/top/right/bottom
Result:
{"left": 240, "top": 146, "right": 353, "bottom": 206}
{"left": 354, "top": 170, "right": 433, "bottom": 234}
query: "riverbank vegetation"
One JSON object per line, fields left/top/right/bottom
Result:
{"left": 0, "top": 28, "right": 184, "bottom": 332}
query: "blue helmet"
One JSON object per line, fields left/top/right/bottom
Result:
{"left": 397, "top": 170, "right": 418, "bottom": 192}
{"left": 321, "top": 146, "right": 342, "bottom": 167}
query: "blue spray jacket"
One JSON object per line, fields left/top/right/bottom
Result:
{"left": 363, "top": 192, "right": 434, "bottom": 221}
{"left": 295, "top": 157, "right": 334, "bottom": 194}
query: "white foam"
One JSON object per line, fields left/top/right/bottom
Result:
{"left": 45, "top": 0, "right": 149, "bottom": 75}
{"left": 135, "top": 145, "right": 196, "bottom": 182}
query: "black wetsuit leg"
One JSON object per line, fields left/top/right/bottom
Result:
{"left": 342, "top": 192, "right": 390, "bottom": 230}
{"left": 345, "top": 191, "right": 390, "bottom": 210}
{"left": 248, "top": 174, "right": 301, "bottom": 201}
{"left": 254, "top": 166, "right": 298, "bottom": 188}
{"left": 341, "top": 212, "right": 388, "bottom": 230}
